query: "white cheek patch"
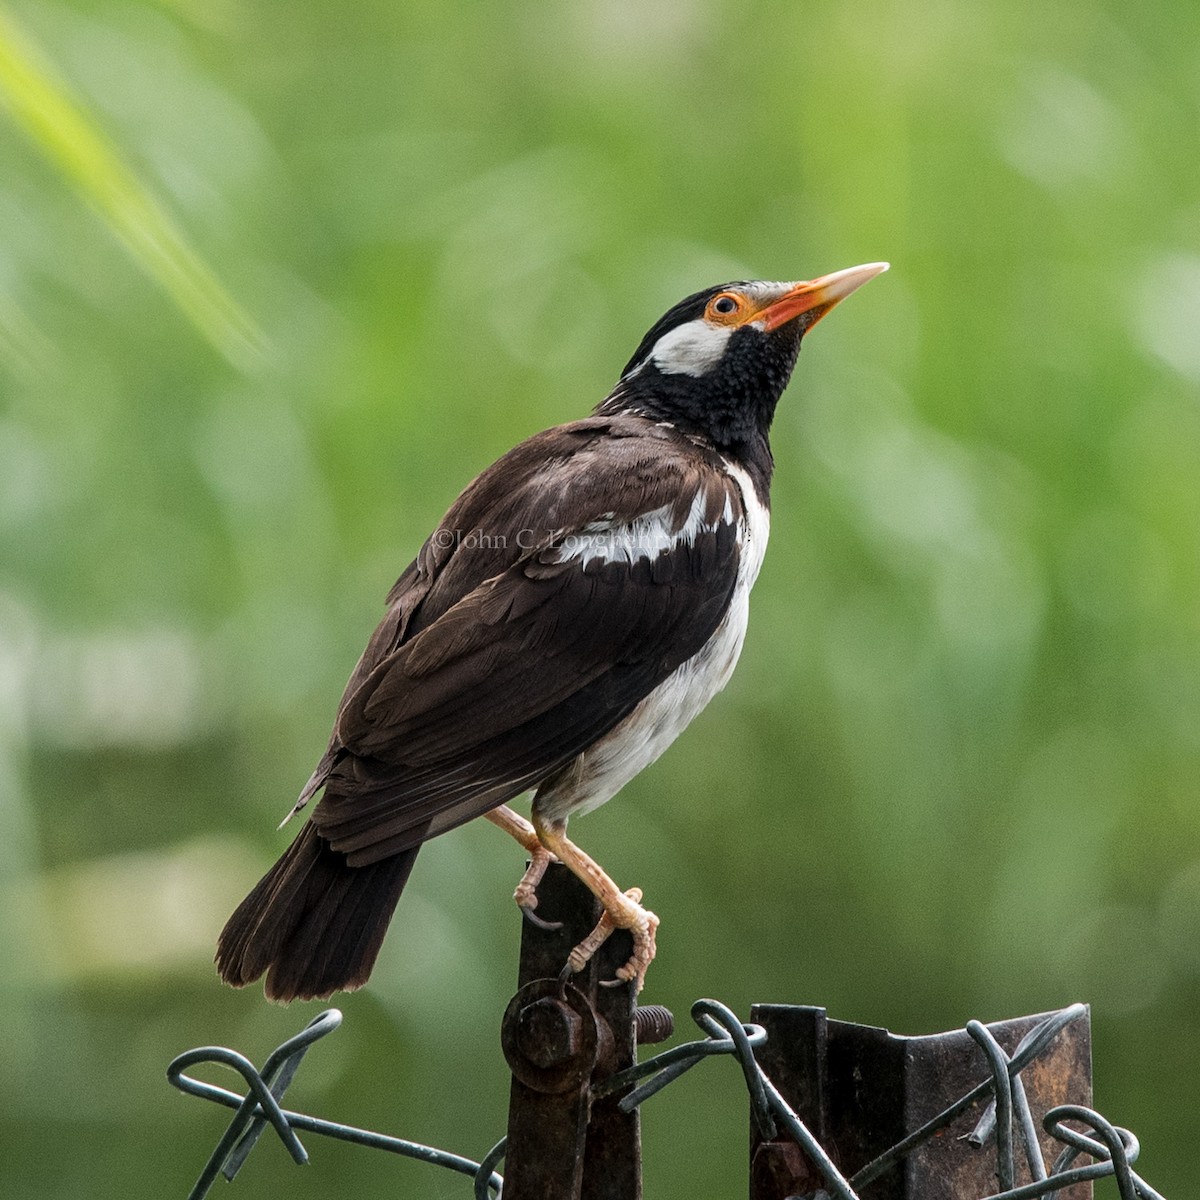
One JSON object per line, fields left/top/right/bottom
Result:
{"left": 650, "top": 318, "right": 734, "bottom": 377}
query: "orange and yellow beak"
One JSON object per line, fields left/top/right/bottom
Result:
{"left": 755, "top": 261, "right": 889, "bottom": 332}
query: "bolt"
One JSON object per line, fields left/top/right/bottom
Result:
{"left": 633, "top": 1004, "right": 675, "bottom": 1045}
{"left": 516, "top": 997, "right": 583, "bottom": 1068}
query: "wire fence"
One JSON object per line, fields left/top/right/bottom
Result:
{"left": 168, "top": 997, "right": 1165, "bottom": 1200}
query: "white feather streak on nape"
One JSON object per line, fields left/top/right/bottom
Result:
{"left": 650, "top": 318, "right": 733, "bottom": 376}
{"left": 560, "top": 489, "right": 729, "bottom": 568}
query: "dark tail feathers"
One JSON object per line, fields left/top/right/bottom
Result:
{"left": 216, "top": 821, "right": 419, "bottom": 1002}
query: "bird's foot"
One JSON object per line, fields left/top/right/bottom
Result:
{"left": 561, "top": 886, "right": 659, "bottom": 993}
{"left": 483, "top": 806, "right": 564, "bottom": 929}
{"left": 514, "top": 845, "right": 561, "bottom": 931}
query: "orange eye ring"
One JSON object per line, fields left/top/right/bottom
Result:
{"left": 707, "top": 292, "right": 744, "bottom": 322}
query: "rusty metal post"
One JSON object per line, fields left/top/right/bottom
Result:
{"left": 749, "top": 1005, "right": 1093, "bottom": 1200}
{"left": 501, "top": 862, "right": 643, "bottom": 1200}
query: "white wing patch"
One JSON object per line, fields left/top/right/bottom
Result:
{"left": 559, "top": 488, "right": 730, "bottom": 568}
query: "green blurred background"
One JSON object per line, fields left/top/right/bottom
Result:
{"left": 1, "top": 0, "right": 1196, "bottom": 1194}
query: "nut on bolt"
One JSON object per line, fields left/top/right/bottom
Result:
{"left": 502, "top": 980, "right": 599, "bottom": 1092}
{"left": 517, "top": 997, "right": 583, "bottom": 1068}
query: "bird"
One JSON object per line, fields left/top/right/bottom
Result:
{"left": 215, "top": 260, "right": 888, "bottom": 1002}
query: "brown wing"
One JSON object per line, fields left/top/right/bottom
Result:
{"left": 302, "top": 417, "right": 746, "bottom": 866}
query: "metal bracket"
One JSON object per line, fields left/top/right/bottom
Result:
{"left": 750, "top": 1003, "right": 1094, "bottom": 1200}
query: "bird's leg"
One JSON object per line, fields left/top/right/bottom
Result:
{"left": 532, "top": 814, "right": 659, "bottom": 993}
{"left": 484, "top": 805, "right": 561, "bottom": 930}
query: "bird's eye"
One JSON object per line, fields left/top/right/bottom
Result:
{"left": 712, "top": 295, "right": 739, "bottom": 315}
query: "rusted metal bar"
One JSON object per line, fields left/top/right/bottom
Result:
{"left": 501, "top": 862, "right": 644, "bottom": 1200}
{"left": 749, "top": 1004, "right": 1093, "bottom": 1200}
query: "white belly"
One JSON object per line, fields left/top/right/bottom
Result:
{"left": 534, "top": 461, "right": 769, "bottom": 823}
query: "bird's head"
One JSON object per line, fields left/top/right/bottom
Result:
{"left": 602, "top": 261, "right": 889, "bottom": 452}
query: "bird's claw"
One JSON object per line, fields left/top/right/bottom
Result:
{"left": 512, "top": 845, "right": 559, "bottom": 927}
{"left": 557, "top": 963, "right": 630, "bottom": 992}
{"left": 519, "top": 903, "right": 563, "bottom": 932}
{"left": 560, "top": 887, "right": 658, "bottom": 994}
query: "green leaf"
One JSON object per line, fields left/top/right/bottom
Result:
{"left": 0, "top": 4, "right": 266, "bottom": 369}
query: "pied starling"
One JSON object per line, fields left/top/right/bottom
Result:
{"left": 216, "top": 261, "right": 889, "bottom": 1001}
